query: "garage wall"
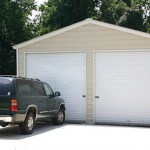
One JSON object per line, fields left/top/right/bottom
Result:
{"left": 17, "top": 23, "right": 150, "bottom": 124}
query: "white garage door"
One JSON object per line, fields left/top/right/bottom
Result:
{"left": 25, "top": 53, "right": 86, "bottom": 122}
{"left": 95, "top": 51, "right": 150, "bottom": 125}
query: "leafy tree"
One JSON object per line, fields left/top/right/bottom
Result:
{"left": 37, "top": 0, "right": 150, "bottom": 34}
{"left": 98, "top": 0, "right": 150, "bottom": 32}
{"left": 37, "top": 0, "right": 99, "bottom": 35}
{"left": 98, "top": 0, "right": 128, "bottom": 24}
{"left": 142, "top": 0, "right": 150, "bottom": 33}
{"left": 146, "top": 16, "right": 150, "bottom": 33}
{"left": 0, "top": 0, "right": 36, "bottom": 75}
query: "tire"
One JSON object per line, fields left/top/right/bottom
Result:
{"left": 0, "top": 123, "right": 9, "bottom": 127}
{"left": 53, "top": 109, "right": 65, "bottom": 125}
{"left": 19, "top": 112, "right": 35, "bottom": 134}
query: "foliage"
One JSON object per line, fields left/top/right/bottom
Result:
{"left": 37, "top": 0, "right": 99, "bottom": 35}
{"left": 0, "top": 0, "right": 36, "bottom": 75}
{"left": 98, "top": 0, "right": 150, "bottom": 32}
{"left": 36, "top": 0, "right": 150, "bottom": 35}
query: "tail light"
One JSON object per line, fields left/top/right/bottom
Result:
{"left": 10, "top": 99, "right": 18, "bottom": 111}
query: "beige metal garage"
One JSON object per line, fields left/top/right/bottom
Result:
{"left": 13, "top": 18, "right": 150, "bottom": 125}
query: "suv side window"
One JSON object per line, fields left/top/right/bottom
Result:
{"left": 16, "top": 79, "right": 34, "bottom": 96}
{"left": 34, "top": 82, "right": 45, "bottom": 96}
{"left": 43, "top": 83, "right": 54, "bottom": 97}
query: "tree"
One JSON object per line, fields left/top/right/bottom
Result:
{"left": 37, "top": 0, "right": 150, "bottom": 35}
{"left": 142, "top": 0, "right": 150, "bottom": 33}
{"left": 0, "top": 0, "right": 36, "bottom": 75}
{"left": 98, "top": 0, "right": 128, "bottom": 24}
{"left": 146, "top": 16, "right": 150, "bottom": 33}
{"left": 98, "top": 0, "right": 150, "bottom": 32}
{"left": 37, "top": 0, "right": 99, "bottom": 35}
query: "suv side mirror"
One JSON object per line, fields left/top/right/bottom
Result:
{"left": 55, "top": 91, "right": 61, "bottom": 97}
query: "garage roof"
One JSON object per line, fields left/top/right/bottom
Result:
{"left": 13, "top": 18, "right": 150, "bottom": 49}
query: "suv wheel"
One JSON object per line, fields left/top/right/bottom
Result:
{"left": 19, "top": 112, "right": 35, "bottom": 134}
{"left": 53, "top": 109, "right": 65, "bottom": 125}
{"left": 1, "top": 122, "right": 9, "bottom": 127}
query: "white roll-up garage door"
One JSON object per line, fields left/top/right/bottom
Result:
{"left": 95, "top": 51, "right": 150, "bottom": 125}
{"left": 25, "top": 53, "right": 86, "bottom": 122}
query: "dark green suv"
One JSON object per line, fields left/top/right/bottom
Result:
{"left": 0, "top": 76, "right": 65, "bottom": 134}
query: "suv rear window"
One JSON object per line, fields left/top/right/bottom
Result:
{"left": 16, "top": 79, "right": 34, "bottom": 96}
{"left": 0, "top": 78, "right": 13, "bottom": 95}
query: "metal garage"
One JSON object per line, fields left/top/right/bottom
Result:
{"left": 13, "top": 18, "right": 150, "bottom": 125}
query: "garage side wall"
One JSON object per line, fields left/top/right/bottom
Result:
{"left": 17, "top": 24, "right": 150, "bottom": 124}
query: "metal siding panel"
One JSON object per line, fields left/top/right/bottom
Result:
{"left": 25, "top": 53, "right": 86, "bottom": 122}
{"left": 95, "top": 52, "right": 150, "bottom": 125}
{"left": 22, "top": 24, "right": 150, "bottom": 50}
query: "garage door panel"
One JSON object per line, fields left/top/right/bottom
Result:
{"left": 95, "top": 52, "right": 150, "bottom": 125}
{"left": 25, "top": 53, "right": 86, "bottom": 122}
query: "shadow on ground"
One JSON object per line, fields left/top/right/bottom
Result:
{"left": 0, "top": 121, "right": 65, "bottom": 140}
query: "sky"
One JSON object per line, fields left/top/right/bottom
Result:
{"left": 34, "top": 0, "right": 47, "bottom": 6}
{"left": 30, "top": 0, "right": 48, "bottom": 20}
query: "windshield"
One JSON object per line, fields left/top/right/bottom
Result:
{"left": 0, "top": 78, "right": 13, "bottom": 96}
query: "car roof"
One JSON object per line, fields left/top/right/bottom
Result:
{"left": 0, "top": 76, "right": 41, "bottom": 82}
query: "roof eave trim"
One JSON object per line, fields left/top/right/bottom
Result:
{"left": 92, "top": 19, "right": 150, "bottom": 38}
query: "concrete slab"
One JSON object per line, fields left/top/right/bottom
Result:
{"left": 0, "top": 123, "right": 150, "bottom": 150}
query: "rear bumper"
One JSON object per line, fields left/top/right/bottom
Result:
{"left": 0, "top": 116, "right": 13, "bottom": 122}
{"left": 0, "top": 114, "right": 26, "bottom": 124}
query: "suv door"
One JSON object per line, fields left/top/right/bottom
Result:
{"left": 16, "top": 79, "right": 36, "bottom": 113}
{"left": 43, "top": 83, "right": 58, "bottom": 115}
{"left": 34, "top": 81, "right": 49, "bottom": 118}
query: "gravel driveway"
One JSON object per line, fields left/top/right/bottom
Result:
{"left": 0, "top": 123, "right": 150, "bottom": 150}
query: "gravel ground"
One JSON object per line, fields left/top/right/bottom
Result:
{"left": 0, "top": 123, "right": 150, "bottom": 150}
